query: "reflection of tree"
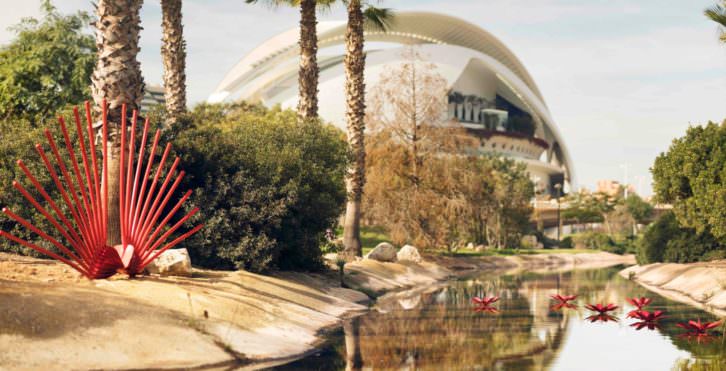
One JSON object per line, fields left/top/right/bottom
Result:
{"left": 343, "top": 317, "right": 363, "bottom": 371}
{"left": 279, "top": 266, "right": 726, "bottom": 370}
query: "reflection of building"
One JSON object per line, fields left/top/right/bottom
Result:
{"left": 209, "top": 11, "right": 575, "bottom": 195}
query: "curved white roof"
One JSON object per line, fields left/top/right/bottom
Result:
{"left": 209, "top": 11, "right": 575, "bottom": 187}
{"left": 211, "top": 12, "right": 545, "bottom": 104}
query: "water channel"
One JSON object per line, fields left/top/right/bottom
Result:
{"left": 272, "top": 266, "right": 726, "bottom": 371}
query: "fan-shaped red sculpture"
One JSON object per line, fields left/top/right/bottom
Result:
{"left": 0, "top": 101, "right": 202, "bottom": 279}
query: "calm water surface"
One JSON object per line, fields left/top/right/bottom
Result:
{"left": 272, "top": 266, "right": 726, "bottom": 371}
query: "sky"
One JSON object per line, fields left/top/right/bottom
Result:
{"left": 1, "top": 0, "right": 725, "bottom": 195}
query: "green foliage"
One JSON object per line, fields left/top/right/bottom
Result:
{"left": 0, "top": 106, "right": 88, "bottom": 256}
{"left": 652, "top": 121, "right": 726, "bottom": 239}
{"left": 637, "top": 212, "right": 724, "bottom": 264}
{"left": 173, "top": 103, "right": 348, "bottom": 272}
{"left": 559, "top": 236, "right": 573, "bottom": 249}
{"left": 569, "top": 231, "right": 635, "bottom": 255}
{"left": 0, "top": 1, "right": 95, "bottom": 125}
{"left": 624, "top": 194, "right": 653, "bottom": 224}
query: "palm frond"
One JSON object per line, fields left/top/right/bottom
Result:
{"left": 364, "top": 6, "right": 394, "bottom": 32}
{"left": 705, "top": 3, "right": 726, "bottom": 27}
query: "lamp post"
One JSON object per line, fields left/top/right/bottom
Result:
{"left": 554, "top": 183, "right": 562, "bottom": 242}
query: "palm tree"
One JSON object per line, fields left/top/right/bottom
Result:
{"left": 245, "top": 0, "right": 335, "bottom": 120}
{"left": 705, "top": 1, "right": 726, "bottom": 43}
{"left": 341, "top": 1, "right": 392, "bottom": 257}
{"left": 161, "top": 0, "right": 187, "bottom": 126}
{"left": 91, "top": 0, "right": 145, "bottom": 246}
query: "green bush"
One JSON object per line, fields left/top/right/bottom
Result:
{"left": 637, "top": 212, "right": 724, "bottom": 265}
{"left": 559, "top": 236, "right": 573, "bottom": 249}
{"left": 0, "top": 109, "right": 89, "bottom": 257}
{"left": 173, "top": 103, "right": 348, "bottom": 272}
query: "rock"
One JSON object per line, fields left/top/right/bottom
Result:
{"left": 465, "top": 242, "right": 475, "bottom": 250}
{"left": 521, "top": 235, "right": 538, "bottom": 249}
{"left": 365, "top": 242, "right": 398, "bottom": 262}
{"left": 397, "top": 244, "right": 422, "bottom": 263}
{"left": 535, "top": 242, "right": 544, "bottom": 250}
{"left": 146, "top": 248, "right": 192, "bottom": 277}
{"left": 474, "top": 244, "right": 486, "bottom": 252}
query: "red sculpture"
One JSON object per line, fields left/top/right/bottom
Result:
{"left": 0, "top": 101, "right": 202, "bottom": 279}
{"left": 629, "top": 310, "right": 665, "bottom": 330}
{"left": 626, "top": 297, "right": 653, "bottom": 318}
{"left": 585, "top": 303, "right": 619, "bottom": 322}
{"left": 676, "top": 319, "right": 722, "bottom": 341}
{"left": 472, "top": 296, "right": 500, "bottom": 313}
{"left": 550, "top": 294, "right": 577, "bottom": 310}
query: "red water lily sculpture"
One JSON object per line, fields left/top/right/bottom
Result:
{"left": 585, "top": 303, "right": 619, "bottom": 323}
{"left": 626, "top": 297, "right": 652, "bottom": 318}
{"left": 585, "top": 303, "right": 618, "bottom": 314}
{"left": 586, "top": 313, "right": 619, "bottom": 323}
{"left": 551, "top": 294, "right": 578, "bottom": 310}
{"left": 629, "top": 310, "right": 666, "bottom": 330}
{"left": 0, "top": 101, "right": 202, "bottom": 279}
{"left": 676, "top": 319, "right": 722, "bottom": 342}
{"left": 472, "top": 296, "right": 500, "bottom": 313}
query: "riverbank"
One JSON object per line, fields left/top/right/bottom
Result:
{"left": 0, "top": 250, "right": 633, "bottom": 369}
{"left": 620, "top": 261, "right": 726, "bottom": 317}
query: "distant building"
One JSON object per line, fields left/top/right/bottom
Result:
{"left": 141, "top": 85, "right": 165, "bottom": 113}
{"left": 209, "top": 12, "right": 575, "bottom": 196}
{"left": 596, "top": 180, "right": 636, "bottom": 197}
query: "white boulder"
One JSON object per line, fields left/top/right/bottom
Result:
{"left": 397, "top": 244, "right": 423, "bottom": 263}
{"left": 365, "top": 242, "right": 398, "bottom": 262}
{"left": 146, "top": 248, "right": 193, "bottom": 277}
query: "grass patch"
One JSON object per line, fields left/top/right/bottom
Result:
{"left": 336, "top": 225, "right": 391, "bottom": 256}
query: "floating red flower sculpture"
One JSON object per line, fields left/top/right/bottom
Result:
{"left": 551, "top": 294, "right": 577, "bottom": 310}
{"left": 626, "top": 297, "right": 652, "bottom": 318}
{"left": 676, "top": 319, "right": 722, "bottom": 342}
{"left": 629, "top": 310, "right": 666, "bottom": 330}
{"left": 0, "top": 101, "right": 202, "bottom": 279}
{"left": 586, "top": 313, "right": 619, "bottom": 323}
{"left": 585, "top": 303, "right": 619, "bottom": 322}
{"left": 585, "top": 303, "right": 618, "bottom": 314}
{"left": 472, "top": 296, "right": 500, "bottom": 313}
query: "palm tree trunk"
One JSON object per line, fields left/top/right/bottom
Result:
{"left": 161, "top": 0, "right": 187, "bottom": 127}
{"left": 91, "top": 0, "right": 145, "bottom": 246}
{"left": 342, "top": 0, "right": 366, "bottom": 257}
{"left": 297, "top": 0, "right": 319, "bottom": 121}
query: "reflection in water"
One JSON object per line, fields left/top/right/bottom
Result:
{"left": 274, "top": 267, "right": 726, "bottom": 370}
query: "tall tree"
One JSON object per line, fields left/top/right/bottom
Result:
{"left": 161, "top": 0, "right": 187, "bottom": 126}
{"left": 705, "top": 1, "right": 726, "bottom": 44}
{"left": 245, "top": 0, "right": 335, "bottom": 120}
{"left": 341, "top": 1, "right": 392, "bottom": 258}
{"left": 91, "top": 0, "right": 145, "bottom": 246}
{"left": 652, "top": 120, "right": 726, "bottom": 239}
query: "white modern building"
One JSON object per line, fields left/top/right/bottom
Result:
{"left": 209, "top": 12, "right": 575, "bottom": 195}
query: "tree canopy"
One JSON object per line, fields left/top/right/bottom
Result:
{"left": 652, "top": 120, "right": 726, "bottom": 239}
{"left": 0, "top": 1, "right": 95, "bottom": 124}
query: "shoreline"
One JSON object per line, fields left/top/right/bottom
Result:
{"left": 0, "top": 251, "right": 633, "bottom": 370}
{"left": 620, "top": 261, "right": 726, "bottom": 317}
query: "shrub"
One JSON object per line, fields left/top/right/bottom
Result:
{"left": 0, "top": 117, "right": 53, "bottom": 256}
{"left": 637, "top": 212, "right": 724, "bottom": 264}
{"left": 172, "top": 103, "right": 348, "bottom": 272}
{"left": 559, "top": 236, "right": 573, "bottom": 249}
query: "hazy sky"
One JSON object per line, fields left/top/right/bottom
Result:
{"left": 1, "top": 0, "right": 725, "bottom": 195}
